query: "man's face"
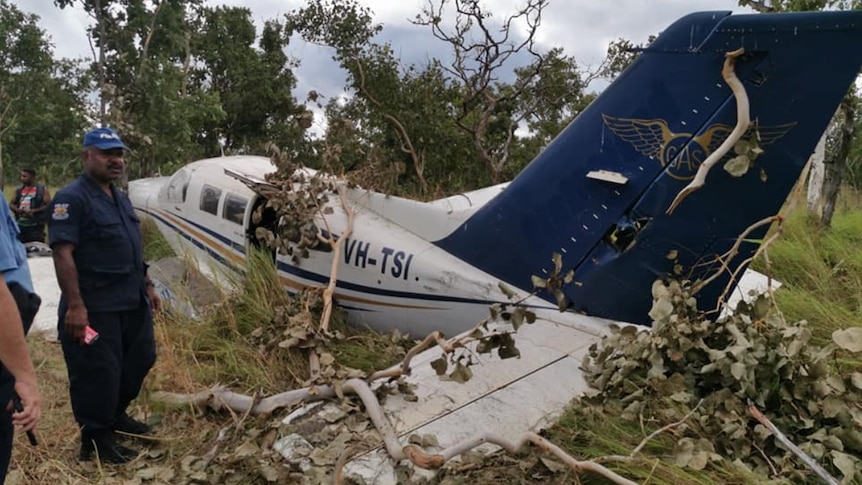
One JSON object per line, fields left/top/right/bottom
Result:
{"left": 19, "top": 172, "right": 33, "bottom": 185}
{"left": 84, "top": 147, "right": 125, "bottom": 182}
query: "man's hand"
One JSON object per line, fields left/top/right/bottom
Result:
{"left": 147, "top": 285, "right": 162, "bottom": 313}
{"left": 11, "top": 379, "right": 40, "bottom": 432}
{"left": 64, "top": 305, "right": 89, "bottom": 344}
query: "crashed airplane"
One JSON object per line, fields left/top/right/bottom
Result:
{"left": 128, "top": 9, "right": 862, "bottom": 482}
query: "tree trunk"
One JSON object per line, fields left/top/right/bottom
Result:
{"left": 96, "top": 0, "right": 108, "bottom": 126}
{"left": 806, "top": 133, "right": 826, "bottom": 213}
{"left": 820, "top": 99, "right": 856, "bottom": 228}
{"left": 807, "top": 97, "right": 855, "bottom": 228}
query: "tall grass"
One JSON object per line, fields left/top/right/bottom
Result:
{"left": 754, "top": 189, "right": 862, "bottom": 368}
{"left": 151, "top": 247, "right": 309, "bottom": 396}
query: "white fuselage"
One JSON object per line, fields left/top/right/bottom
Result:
{"left": 128, "top": 155, "right": 607, "bottom": 339}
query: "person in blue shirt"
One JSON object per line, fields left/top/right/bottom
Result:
{"left": 48, "top": 127, "right": 161, "bottom": 464}
{"left": 0, "top": 196, "right": 42, "bottom": 483}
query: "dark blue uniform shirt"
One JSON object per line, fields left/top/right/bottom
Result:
{"left": 48, "top": 174, "right": 145, "bottom": 313}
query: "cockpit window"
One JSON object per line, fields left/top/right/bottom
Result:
{"left": 200, "top": 184, "right": 222, "bottom": 215}
{"left": 223, "top": 193, "right": 248, "bottom": 225}
{"left": 166, "top": 169, "right": 190, "bottom": 204}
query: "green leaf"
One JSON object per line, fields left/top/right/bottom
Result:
{"left": 730, "top": 362, "right": 746, "bottom": 381}
{"left": 430, "top": 357, "right": 448, "bottom": 376}
{"left": 674, "top": 437, "right": 695, "bottom": 467}
{"left": 489, "top": 304, "right": 500, "bottom": 320}
{"left": 648, "top": 296, "right": 674, "bottom": 321}
{"left": 554, "top": 289, "right": 567, "bottom": 312}
{"left": 531, "top": 275, "right": 548, "bottom": 289}
{"left": 733, "top": 138, "right": 753, "bottom": 155}
{"left": 498, "top": 282, "right": 516, "bottom": 299}
{"left": 689, "top": 451, "right": 709, "bottom": 471}
{"left": 552, "top": 252, "right": 563, "bottom": 273}
{"left": 832, "top": 327, "right": 862, "bottom": 352}
{"left": 830, "top": 451, "right": 857, "bottom": 480}
{"left": 511, "top": 308, "right": 525, "bottom": 331}
{"left": 724, "top": 155, "right": 751, "bottom": 177}
{"left": 498, "top": 340, "right": 521, "bottom": 360}
{"left": 448, "top": 362, "right": 473, "bottom": 384}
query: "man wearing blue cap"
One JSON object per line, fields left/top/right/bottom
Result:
{"left": 48, "top": 127, "right": 161, "bottom": 464}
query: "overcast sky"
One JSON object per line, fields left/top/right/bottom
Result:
{"left": 17, "top": 0, "right": 750, "bottom": 131}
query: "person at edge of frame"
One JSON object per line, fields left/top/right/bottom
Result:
{"left": 9, "top": 168, "right": 52, "bottom": 245}
{"left": 48, "top": 127, "right": 161, "bottom": 464}
{"left": 0, "top": 195, "right": 42, "bottom": 484}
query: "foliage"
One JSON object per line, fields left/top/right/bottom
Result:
{"left": 287, "top": 0, "right": 594, "bottom": 196}
{"left": 49, "top": 0, "right": 312, "bottom": 182}
{"left": 0, "top": 0, "right": 89, "bottom": 186}
{"left": 578, "top": 279, "right": 862, "bottom": 483}
{"left": 191, "top": 6, "right": 311, "bottom": 158}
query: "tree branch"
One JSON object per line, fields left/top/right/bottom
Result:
{"left": 748, "top": 401, "right": 840, "bottom": 485}
{"left": 667, "top": 48, "right": 750, "bottom": 214}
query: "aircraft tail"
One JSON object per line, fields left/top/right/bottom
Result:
{"left": 435, "top": 10, "right": 862, "bottom": 325}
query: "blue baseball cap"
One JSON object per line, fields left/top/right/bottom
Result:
{"left": 82, "top": 127, "right": 129, "bottom": 151}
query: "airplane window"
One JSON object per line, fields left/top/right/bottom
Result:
{"left": 167, "top": 170, "right": 190, "bottom": 204}
{"left": 200, "top": 184, "right": 222, "bottom": 215}
{"left": 223, "top": 193, "right": 248, "bottom": 225}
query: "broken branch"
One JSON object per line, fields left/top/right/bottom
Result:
{"left": 318, "top": 188, "right": 355, "bottom": 334}
{"left": 667, "top": 48, "right": 750, "bottom": 214}
{"left": 747, "top": 401, "right": 840, "bottom": 485}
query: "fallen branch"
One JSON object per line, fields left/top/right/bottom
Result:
{"left": 601, "top": 399, "right": 704, "bottom": 463}
{"left": 332, "top": 445, "right": 357, "bottom": 485}
{"left": 691, "top": 215, "right": 779, "bottom": 296}
{"left": 368, "top": 331, "right": 451, "bottom": 380}
{"left": 667, "top": 48, "right": 749, "bottom": 214}
{"left": 155, "top": 377, "right": 638, "bottom": 484}
{"left": 317, "top": 188, "right": 356, "bottom": 335}
{"left": 340, "top": 378, "right": 638, "bottom": 485}
{"left": 151, "top": 385, "right": 336, "bottom": 416}
{"left": 747, "top": 400, "right": 840, "bottom": 485}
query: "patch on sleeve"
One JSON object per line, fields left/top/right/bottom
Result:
{"left": 52, "top": 203, "right": 70, "bottom": 221}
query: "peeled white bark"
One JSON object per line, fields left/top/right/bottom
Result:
{"left": 806, "top": 133, "right": 827, "bottom": 214}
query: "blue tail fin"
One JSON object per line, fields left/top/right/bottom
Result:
{"left": 436, "top": 10, "right": 862, "bottom": 325}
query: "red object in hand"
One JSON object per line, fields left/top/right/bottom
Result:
{"left": 83, "top": 326, "right": 99, "bottom": 345}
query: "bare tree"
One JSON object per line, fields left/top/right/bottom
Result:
{"left": 413, "top": 0, "right": 549, "bottom": 183}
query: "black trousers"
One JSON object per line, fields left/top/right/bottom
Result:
{"left": 58, "top": 303, "right": 156, "bottom": 433}
{"left": 15, "top": 225, "right": 44, "bottom": 245}
{"left": 0, "top": 283, "right": 40, "bottom": 484}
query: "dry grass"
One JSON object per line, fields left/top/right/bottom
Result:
{"left": 6, "top": 239, "right": 406, "bottom": 483}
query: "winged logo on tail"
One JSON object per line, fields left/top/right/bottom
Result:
{"left": 602, "top": 114, "right": 797, "bottom": 180}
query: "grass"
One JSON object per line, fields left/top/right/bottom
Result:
{"left": 523, "top": 188, "right": 862, "bottom": 485}
{"left": 754, "top": 192, "right": 862, "bottom": 359}
{"left": 9, "top": 187, "right": 862, "bottom": 484}
{"left": 9, "top": 216, "right": 407, "bottom": 484}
